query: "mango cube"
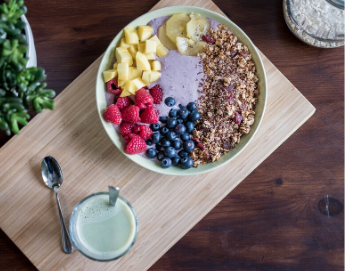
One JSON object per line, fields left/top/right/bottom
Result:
{"left": 150, "top": 71, "right": 161, "bottom": 83}
{"left": 149, "top": 35, "right": 161, "bottom": 46}
{"left": 145, "top": 53, "right": 156, "bottom": 60}
{"left": 128, "top": 45, "right": 138, "bottom": 59}
{"left": 151, "top": 60, "right": 161, "bottom": 71}
{"left": 123, "top": 80, "right": 137, "bottom": 94}
{"left": 115, "top": 47, "right": 133, "bottom": 66}
{"left": 117, "top": 62, "right": 129, "bottom": 80}
{"left": 145, "top": 40, "right": 156, "bottom": 53}
{"left": 119, "top": 38, "right": 130, "bottom": 49}
{"left": 113, "top": 62, "right": 118, "bottom": 69}
{"left": 130, "top": 67, "right": 142, "bottom": 80}
{"left": 142, "top": 71, "right": 151, "bottom": 85}
{"left": 136, "top": 51, "right": 151, "bottom": 71}
{"left": 120, "top": 88, "right": 132, "bottom": 97}
{"left": 132, "top": 78, "right": 146, "bottom": 91}
{"left": 118, "top": 80, "right": 126, "bottom": 87}
{"left": 102, "top": 69, "right": 117, "bottom": 82}
{"left": 156, "top": 44, "right": 168, "bottom": 57}
{"left": 124, "top": 27, "right": 139, "bottom": 45}
{"left": 138, "top": 42, "right": 145, "bottom": 53}
{"left": 138, "top": 25, "right": 153, "bottom": 41}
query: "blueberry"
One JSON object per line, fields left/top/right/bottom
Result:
{"left": 180, "top": 133, "right": 190, "bottom": 141}
{"left": 150, "top": 123, "right": 160, "bottom": 131}
{"left": 166, "top": 118, "right": 177, "bottom": 129}
{"left": 177, "top": 118, "right": 184, "bottom": 124}
{"left": 160, "top": 127, "right": 169, "bottom": 135}
{"left": 164, "top": 146, "right": 176, "bottom": 158}
{"left": 180, "top": 156, "right": 194, "bottom": 169}
{"left": 166, "top": 131, "right": 177, "bottom": 141}
{"left": 161, "top": 157, "right": 172, "bottom": 168}
{"left": 152, "top": 133, "right": 161, "bottom": 144}
{"left": 178, "top": 106, "right": 189, "bottom": 119}
{"left": 174, "top": 123, "right": 186, "bottom": 135}
{"left": 146, "top": 139, "right": 153, "bottom": 146}
{"left": 172, "top": 140, "right": 182, "bottom": 150}
{"left": 159, "top": 116, "right": 168, "bottom": 123}
{"left": 188, "top": 110, "right": 201, "bottom": 121}
{"left": 187, "top": 102, "right": 197, "bottom": 111}
{"left": 146, "top": 148, "right": 157, "bottom": 158}
{"left": 169, "top": 109, "right": 177, "bottom": 118}
{"left": 160, "top": 138, "right": 171, "bottom": 147}
{"left": 156, "top": 144, "right": 163, "bottom": 152}
{"left": 157, "top": 151, "right": 165, "bottom": 161}
{"left": 165, "top": 97, "right": 176, "bottom": 107}
{"left": 185, "top": 122, "right": 195, "bottom": 133}
{"left": 172, "top": 157, "right": 180, "bottom": 166}
{"left": 183, "top": 140, "right": 195, "bottom": 153}
{"left": 178, "top": 150, "right": 189, "bottom": 158}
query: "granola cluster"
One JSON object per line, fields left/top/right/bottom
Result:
{"left": 191, "top": 24, "right": 259, "bottom": 167}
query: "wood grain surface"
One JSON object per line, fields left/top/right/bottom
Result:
{"left": 0, "top": 0, "right": 343, "bottom": 271}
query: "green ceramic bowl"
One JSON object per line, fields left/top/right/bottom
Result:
{"left": 96, "top": 6, "right": 267, "bottom": 176}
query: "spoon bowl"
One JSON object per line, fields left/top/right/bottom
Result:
{"left": 41, "top": 156, "right": 63, "bottom": 189}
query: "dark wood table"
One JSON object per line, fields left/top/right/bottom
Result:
{"left": 0, "top": 0, "right": 343, "bottom": 270}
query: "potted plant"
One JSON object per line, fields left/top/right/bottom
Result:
{"left": 0, "top": 0, "right": 55, "bottom": 135}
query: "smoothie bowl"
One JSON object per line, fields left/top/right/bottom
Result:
{"left": 96, "top": 6, "right": 267, "bottom": 176}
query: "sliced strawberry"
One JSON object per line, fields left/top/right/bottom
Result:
{"left": 103, "top": 104, "right": 122, "bottom": 125}
{"left": 135, "top": 88, "right": 154, "bottom": 109}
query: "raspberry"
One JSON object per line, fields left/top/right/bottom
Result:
{"left": 133, "top": 126, "right": 142, "bottom": 134}
{"left": 125, "top": 134, "right": 147, "bottom": 154}
{"left": 115, "top": 96, "right": 134, "bottom": 111}
{"left": 235, "top": 112, "right": 243, "bottom": 124}
{"left": 121, "top": 105, "right": 141, "bottom": 123}
{"left": 119, "top": 121, "right": 136, "bottom": 136}
{"left": 135, "top": 125, "right": 153, "bottom": 140}
{"left": 135, "top": 88, "right": 154, "bottom": 109}
{"left": 103, "top": 104, "right": 122, "bottom": 125}
{"left": 140, "top": 106, "right": 159, "bottom": 124}
{"left": 149, "top": 85, "right": 163, "bottom": 104}
{"left": 202, "top": 35, "right": 215, "bottom": 44}
{"left": 106, "top": 78, "right": 122, "bottom": 95}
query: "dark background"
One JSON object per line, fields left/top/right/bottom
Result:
{"left": 0, "top": 0, "right": 344, "bottom": 270}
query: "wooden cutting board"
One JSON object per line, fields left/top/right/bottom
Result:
{"left": 0, "top": 0, "right": 315, "bottom": 270}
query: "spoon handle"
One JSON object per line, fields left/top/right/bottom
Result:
{"left": 55, "top": 192, "right": 73, "bottom": 254}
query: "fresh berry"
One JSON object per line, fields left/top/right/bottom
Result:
{"left": 183, "top": 140, "right": 195, "bottom": 153}
{"left": 150, "top": 123, "right": 160, "bottom": 131}
{"left": 186, "top": 102, "right": 197, "bottom": 111}
{"left": 133, "top": 126, "right": 142, "bottom": 134}
{"left": 169, "top": 109, "right": 177, "bottom": 118}
{"left": 160, "top": 138, "right": 171, "bottom": 147}
{"left": 119, "top": 121, "right": 136, "bottom": 137}
{"left": 174, "top": 124, "right": 186, "bottom": 135}
{"left": 141, "top": 106, "right": 159, "bottom": 124}
{"left": 146, "top": 148, "right": 157, "bottom": 158}
{"left": 166, "top": 118, "right": 177, "bottom": 129}
{"left": 180, "top": 156, "right": 194, "bottom": 169}
{"left": 156, "top": 144, "right": 163, "bottom": 152}
{"left": 164, "top": 146, "right": 176, "bottom": 158}
{"left": 188, "top": 110, "right": 201, "bottom": 121}
{"left": 181, "top": 133, "right": 190, "bottom": 141}
{"left": 121, "top": 105, "right": 141, "bottom": 123}
{"left": 106, "top": 78, "right": 122, "bottom": 95}
{"left": 172, "top": 140, "right": 182, "bottom": 150}
{"left": 160, "top": 127, "right": 169, "bottom": 135}
{"left": 192, "top": 138, "right": 205, "bottom": 150}
{"left": 161, "top": 157, "right": 172, "bottom": 168}
{"left": 136, "top": 125, "right": 153, "bottom": 140}
{"left": 157, "top": 151, "right": 165, "bottom": 161}
{"left": 185, "top": 122, "right": 195, "bottom": 133}
{"left": 124, "top": 134, "right": 147, "bottom": 154}
{"left": 123, "top": 134, "right": 131, "bottom": 144}
{"left": 178, "top": 106, "right": 189, "bottom": 119}
{"left": 178, "top": 150, "right": 189, "bottom": 158}
{"left": 172, "top": 157, "right": 180, "bottom": 166}
{"left": 103, "top": 104, "right": 122, "bottom": 125}
{"left": 202, "top": 35, "right": 215, "bottom": 44}
{"left": 146, "top": 139, "right": 153, "bottom": 146}
{"left": 115, "top": 96, "right": 134, "bottom": 111}
{"left": 149, "top": 85, "right": 163, "bottom": 104}
{"left": 152, "top": 133, "right": 161, "bottom": 144}
{"left": 164, "top": 97, "right": 175, "bottom": 107}
{"left": 166, "top": 131, "right": 177, "bottom": 141}
{"left": 177, "top": 118, "right": 184, "bottom": 124}
{"left": 159, "top": 116, "right": 168, "bottom": 123}
{"left": 135, "top": 88, "right": 154, "bottom": 109}
{"left": 235, "top": 112, "right": 243, "bottom": 124}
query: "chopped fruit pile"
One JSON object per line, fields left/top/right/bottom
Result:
{"left": 102, "top": 24, "right": 169, "bottom": 97}
{"left": 145, "top": 98, "right": 201, "bottom": 169}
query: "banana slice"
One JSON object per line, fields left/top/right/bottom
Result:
{"left": 158, "top": 22, "right": 177, "bottom": 50}
{"left": 166, "top": 12, "right": 191, "bottom": 43}
{"left": 186, "top": 13, "right": 210, "bottom": 42}
{"left": 176, "top": 37, "right": 206, "bottom": 56}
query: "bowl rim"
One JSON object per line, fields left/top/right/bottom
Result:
{"left": 96, "top": 5, "right": 267, "bottom": 176}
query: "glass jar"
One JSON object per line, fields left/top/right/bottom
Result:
{"left": 283, "top": 0, "right": 344, "bottom": 48}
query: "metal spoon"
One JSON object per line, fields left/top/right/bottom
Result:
{"left": 108, "top": 186, "right": 120, "bottom": 206}
{"left": 41, "top": 156, "right": 73, "bottom": 254}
